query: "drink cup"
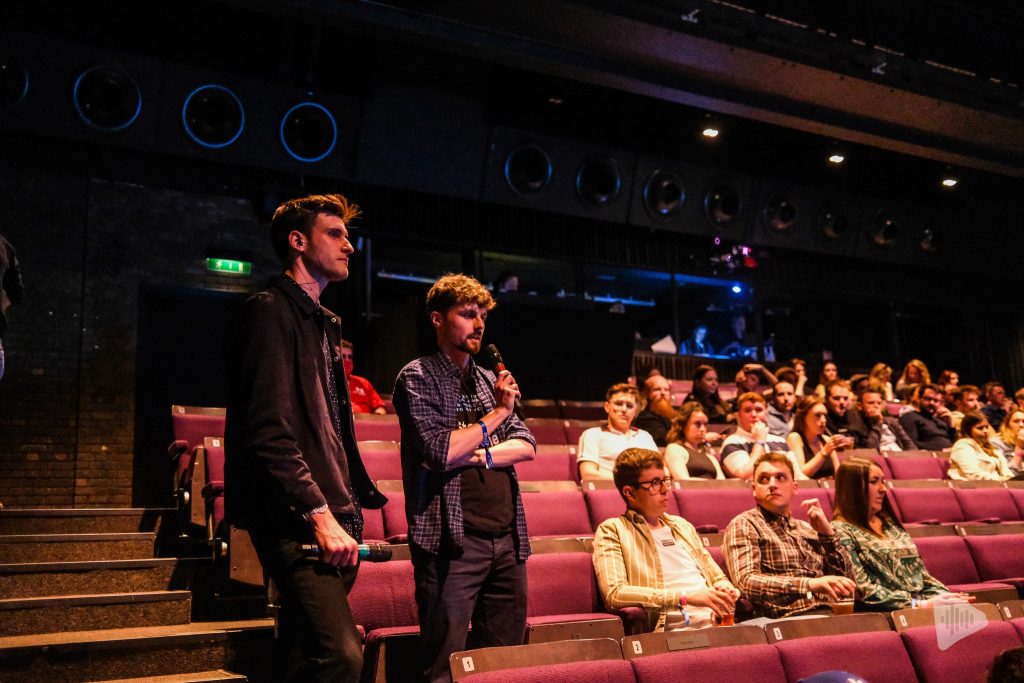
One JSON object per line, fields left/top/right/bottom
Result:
{"left": 830, "top": 599, "right": 854, "bottom": 615}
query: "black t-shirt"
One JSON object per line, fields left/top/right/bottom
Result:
{"left": 457, "top": 371, "right": 514, "bottom": 533}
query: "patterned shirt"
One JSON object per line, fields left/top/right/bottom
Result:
{"left": 724, "top": 506, "right": 854, "bottom": 618}
{"left": 593, "top": 509, "right": 734, "bottom": 632}
{"left": 833, "top": 517, "right": 947, "bottom": 610}
{"left": 392, "top": 351, "right": 535, "bottom": 560}
{"left": 720, "top": 426, "right": 802, "bottom": 479}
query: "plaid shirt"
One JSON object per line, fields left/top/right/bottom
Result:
{"left": 393, "top": 351, "right": 535, "bottom": 560}
{"left": 723, "top": 506, "right": 853, "bottom": 618}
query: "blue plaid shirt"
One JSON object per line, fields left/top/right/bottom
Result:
{"left": 393, "top": 351, "right": 535, "bottom": 560}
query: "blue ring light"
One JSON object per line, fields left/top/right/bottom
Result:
{"left": 0, "top": 53, "right": 30, "bottom": 111}
{"left": 181, "top": 84, "right": 245, "bottom": 149}
{"left": 279, "top": 102, "right": 338, "bottom": 163}
{"left": 71, "top": 65, "right": 141, "bottom": 132}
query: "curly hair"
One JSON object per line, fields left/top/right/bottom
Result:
{"left": 426, "top": 273, "right": 496, "bottom": 313}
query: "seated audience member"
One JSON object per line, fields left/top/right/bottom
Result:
{"left": 868, "top": 363, "right": 895, "bottom": 401}
{"left": 724, "top": 452, "right": 855, "bottom": 618}
{"left": 981, "top": 381, "right": 1015, "bottom": 429}
{"left": 991, "top": 410, "right": 1024, "bottom": 474}
{"left": 765, "top": 380, "right": 796, "bottom": 438}
{"left": 1016, "top": 387, "right": 1024, "bottom": 412}
{"left": 896, "top": 359, "right": 931, "bottom": 401}
{"left": 679, "top": 322, "right": 714, "bottom": 356}
{"left": 634, "top": 374, "right": 674, "bottom": 447}
{"left": 788, "top": 357, "right": 809, "bottom": 397}
{"left": 988, "top": 647, "right": 1024, "bottom": 683}
{"left": 898, "top": 383, "right": 956, "bottom": 450}
{"left": 578, "top": 383, "right": 657, "bottom": 480}
{"left": 948, "top": 411, "right": 1014, "bottom": 481}
{"left": 936, "top": 369, "right": 959, "bottom": 389}
{"left": 495, "top": 270, "right": 519, "bottom": 293}
{"left": 593, "top": 448, "right": 739, "bottom": 631}
{"left": 664, "top": 402, "right": 725, "bottom": 480}
{"left": 730, "top": 363, "right": 779, "bottom": 413}
{"left": 824, "top": 379, "right": 869, "bottom": 446}
{"left": 848, "top": 373, "right": 870, "bottom": 398}
{"left": 787, "top": 396, "right": 852, "bottom": 479}
{"left": 720, "top": 392, "right": 800, "bottom": 480}
{"left": 832, "top": 457, "right": 971, "bottom": 611}
{"left": 950, "top": 384, "right": 982, "bottom": 431}
{"left": 684, "top": 364, "right": 731, "bottom": 424}
{"left": 813, "top": 361, "right": 839, "bottom": 399}
{"left": 859, "top": 387, "right": 916, "bottom": 452}
{"left": 340, "top": 339, "right": 387, "bottom": 414}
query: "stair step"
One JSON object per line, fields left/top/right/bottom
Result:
{"left": 0, "top": 590, "right": 192, "bottom": 637}
{"left": 0, "top": 508, "right": 172, "bottom": 534}
{"left": 90, "top": 669, "right": 247, "bottom": 682}
{"left": 0, "top": 558, "right": 193, "bottom": 598}
{"left": 0, "top": 533, "right": 155, "bottom": 562}
{"left": 0, "top": 619, "right": 275, "bottom": 683}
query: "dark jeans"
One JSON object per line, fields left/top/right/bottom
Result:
{"left": 412, "top": 533, "right": 528, "bottom": 683}
{"left": 250, "top": 527, "right": 363, "bottom": 683}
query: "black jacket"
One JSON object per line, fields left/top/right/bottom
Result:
{"left": 634, "top": 408, "right": 671, "bottom": 446}
{"left": 898, "top": 410, "right": 956, "bottom": 451}
{"left": 225, "top": 276, "right": 385, "bottom": 532}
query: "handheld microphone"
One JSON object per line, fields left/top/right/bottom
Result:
{"left": 299, "top": 543, "right": 393, "bottom": 563}
{"left": 484, "top": 344, "right": 524, "bottom": 420}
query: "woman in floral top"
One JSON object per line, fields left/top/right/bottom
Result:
{"left": 832, "top": 457, "right": 972, "bottom": 610}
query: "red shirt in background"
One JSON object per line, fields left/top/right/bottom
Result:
{"left": 347, "top": 373, "right": 385, "bottom": 414}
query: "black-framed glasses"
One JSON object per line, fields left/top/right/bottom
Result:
{"left": 635, "top": 476, "right": 673, "bottom": 492}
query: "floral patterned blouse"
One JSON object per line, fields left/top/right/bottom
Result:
{"left": 833, "top": 517, "right": 948, "bottom": 610}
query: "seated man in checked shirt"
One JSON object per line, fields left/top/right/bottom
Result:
{"left": 724, "top": 451, "right": 856, "bottom": 619}
{"left": 593, "top": 448, "right": 738, "bottom": 632}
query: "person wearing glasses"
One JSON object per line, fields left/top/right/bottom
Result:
{"left": 339, "top": 339, "right": 387, "bottom": 415}
{"left": 898, "top": 383, "right": 956, "bottom": 451}
{"left": 593, "top": 448, "right": 739, "bottom": 632}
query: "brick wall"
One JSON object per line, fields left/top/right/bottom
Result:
{"left": 0, "top": 170, "right": 278, "bottom": 508}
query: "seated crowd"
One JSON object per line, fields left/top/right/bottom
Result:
{"left": 582, "top": 358, "right": 1024, "bottom": 484}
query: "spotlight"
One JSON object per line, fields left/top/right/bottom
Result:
{"left": 182, "top": 84, "right": 245, "bottom": 149}
{"left": 941, "top": 177, "right": 958, "bottom": 188}
{"left": 704, "top": 185, "right": 741, "bottom": 227}
{"left": 817, "top": 209, "right": 847, "bottom": 240}
{"left": 701, "top": 127, "right": 719, "bottom": 139}
{"left": 576, "top": 158, "right": 621, "bottom": 207}
{"left": 642, "top": 169, "right": 686, "bottom": 220}
{"left": 762, "top": 194, "right": 799, "bottom": 233}
{"left": 870, "top": 210, "right": 899, "bottom": 247}
{"left": 731, "top": 284, "right": 742, "bottom": 294}
{"left": 0, "top": 52, "right": 29, "bottom": 111}
{"left": 279, "top": 102, "right": 338, "bottom": 163}
{"left": 72, "top": 65, "right": 142, "bottom": 132}
{"left": 828, "top": 154, "right": 845, "bottom": 164}
{"left": 503, "top": 144, "right": 552, "bottom": 196}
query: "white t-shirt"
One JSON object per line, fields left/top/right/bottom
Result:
{"left": 577, "top": 426, "right": 658, "bottom": 474}
{"left": 650, "top": 524, "right": 714, "bottom": 629}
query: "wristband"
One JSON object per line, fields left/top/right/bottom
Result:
{"left": 303, "top": 503, "right": 329, "bottom": 522}
{"left": 679, "top": 593, "right": 687, "bottom": 608}
{"left": 478, "top": 420, "right": 494, "bottom": 469}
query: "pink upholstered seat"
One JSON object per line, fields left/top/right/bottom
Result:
{"left": 672, "top": 488, "right": 755, "bottom": 534}
{"left": 964, "top": 535, "right": 1024, "bottom": 590}
{"left": 461, "top": 659, "right": 635, "bottom": 683}
{"left": 900, "top": 620, "right": 1023, "bottom": 682}
{"left": 887, "top": 456, "right": 945, "bottom": 480}
{"left": 521, "top": 490, "right": 593, "bottom": 537}
{"left": 360, "top": 445, "right": 404, "bottom": 482}
{"left": 515, "top": 445, "right": 575, "bottom": 481}
{"left": 630, "top": 644, "right": 787, "bottom": 683}
{"left": 524, "top": 418, "right": 569, "bottom": 445}
{"left": 888, "top": 487, "right": 965, "bottom": 524}
{"left": 774, "top": 630, "right": 917, "bottom": 683}
{"left": 583, "top": 489, "right": 680, "bottom": 532}
{"left": 381, "top": 490, "right": 409, "bottom": 543}
{"left": 953, "top": 487, "right": 1021, "bottom": 522}
{"left": 353, "top": 414, "right": 402, "bottom": 441}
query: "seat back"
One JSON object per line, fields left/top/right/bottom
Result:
{"left": 524, "top": 418, "right": 569, "bottom": 445}
{"left": 515, "top": 445, "right": 576, "bottom": 481}
{"left": 170, "top": 405, "right": 226, "bottom": 482}
{"left": 521, "top": 399, "right": 560, "bottom": 419}
{"left": 912, "top": 536, "right": 982, "bottom": 584}
{"left": 526, "top": 551, "right": 600, "bottom": 616}
{"left": 381, "top": 489, "right": 409, "bottom": 542}
{"left": 953, "top": 486, "right": 1021, "bottom": 522}
{"left": 886, "top": 455, "right": 945, "bottom": 480}
{"left": 450, "top": 638, "right": 623, "bottom": 682}
{"left": 631, "top": 644, "right": 786, "bottom": 683}
{"left": 900, "top": 620, "right": 1023, "bottom": 683}
{"left": 774, "top": 630, "right": 917, "bottom": 683}
{"left": 558, "top": 400, "right": 607, "bottom": 421}
{"left": 583, "top": 489, "right": 680, "bottom": 532}
{"left": 348, "top": 559, "right": 418, "bottom": 632}
{"left": 353, "top": 414, "right": 402, "bottom": 441}
{"left": 888, "top": 487, "right": 964, "bottom": 524}
{"left": 840, "top": 449, "right": 892, "bottom": 479}
{"left": 672, "top": 488, "right": 755, "bottom": 533}
{"left": 622, "top": 626, "right": 765, "bottom": 659}
{"left": 203, "top": 436, "right": 226, "bottom": 533}
{"left": 764, "top": 613, "right": 891, "bottom": 643}
{"left": 360, "top": 442, "right": 403, "bottom": 481}
{"left": 963, "top": 535, "right": 1024, "bottom": 583}
{"left": 521, "top": 490, "right": 592, "bottom": 537}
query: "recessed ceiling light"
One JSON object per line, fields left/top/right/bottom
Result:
{"left": 702, "top": 127, "right": 719, "bottom": 138}
{"left": 941, "top": 177, "right": 958, "bottom": 188}
{"left": 828, "top": 154, "right": 845, "bottom": 164}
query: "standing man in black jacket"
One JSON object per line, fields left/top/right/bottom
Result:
{"left": 225, "top": 194, "right": 386, "bottom": 683}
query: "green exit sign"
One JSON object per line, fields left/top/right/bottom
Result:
{"left": 206, "top": 258, "right": 252, "bottom": 276}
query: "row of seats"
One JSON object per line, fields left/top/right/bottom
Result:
{"left": 450, "top": 604, "right": 1024, "bottom": 683}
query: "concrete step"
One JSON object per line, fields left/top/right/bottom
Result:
{"left": 0, "top": 619, "right": 275, "bottom": 683}
{"left": 91, "top": 669, "right": 247, "bottom": 682}
{"left": 0, "top": 590, "right": 192, "bottom": 637}
{"left": 0, "top": 532, "right": 155, "bottom": 563}
{"left": 0, "top": 558, "right": 192, "bottom": 598}
{"left": 0, "top": 508, "right": 172, "bottom": 534}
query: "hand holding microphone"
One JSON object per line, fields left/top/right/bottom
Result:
{"left": 300, "top": 542, "right": 393, "bottom": 563}
{"left": 484, "top": 344, "right": 524, "bottom": 420}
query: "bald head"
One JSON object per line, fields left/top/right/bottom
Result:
{"left": 644, "top": 375, "right": 671, "bottom": 403}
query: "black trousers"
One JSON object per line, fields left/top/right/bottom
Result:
{"left": 250, "top": 527, "right": 363, "bottom": 683}
{"left": 412, "top": 533, "right": 528, "bottom": 683}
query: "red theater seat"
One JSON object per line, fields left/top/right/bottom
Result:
{"left": 524, "top": 418, "right": 569, "bottom": 445}
{"left": 672, "top": 488, "right": 755, "bottom": 534}
{"left": 380, "top": 489, "right": 409, "bottom": 543}
{"left": 911, "top": 535, "right": 1007, "bottom": 594}
{"left": 353, "top": 414, "right": 402, "bottom": 441}
{"left": 888, "top": 486, "right": 964, "bottom": 525}
{"left": 460, "top": 659, "right": 635, "bottom": 683}
{"left": 774, "top": 630, "right": 917, "bottom": 683}
{"left": 886, "top": 454, "right": 946, "bottom": 480}
{"left": 515, "top": 445, "right": 575, "bottom": 481}
{"left": 953, "top": 486, "right": 1021, "bottom": 523}
{"left": 900, "top": 620, "right": 1023, "bottom": 683}
{"left": 359, "top": 441, "right": 403, "bottom": 481}
{"left": 521, "top": 490, "right": 593, "bottom": 538}
{"left": 631, "top": 644, "right": 786, "bottom": 683}
{"left": 963, "top": 534, "right": 1024, "bottom": 590}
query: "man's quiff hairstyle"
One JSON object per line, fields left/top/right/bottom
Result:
{"left": 606, "top": 382, "right": 640, "bottom": 402}
{"left": 426, "top": 273, "right": 496, "bottom": 314}
{"left": 752, "top": 450, "right": 795, "bottom": 478}
{"left": 613, "top": 448, "right": 665, "bottom": 500}
{"left": 736, "top": 391, "right": 766, "bottom": 407}
{"left": 269, "top": 193, "right": 360, "bottom": 265}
